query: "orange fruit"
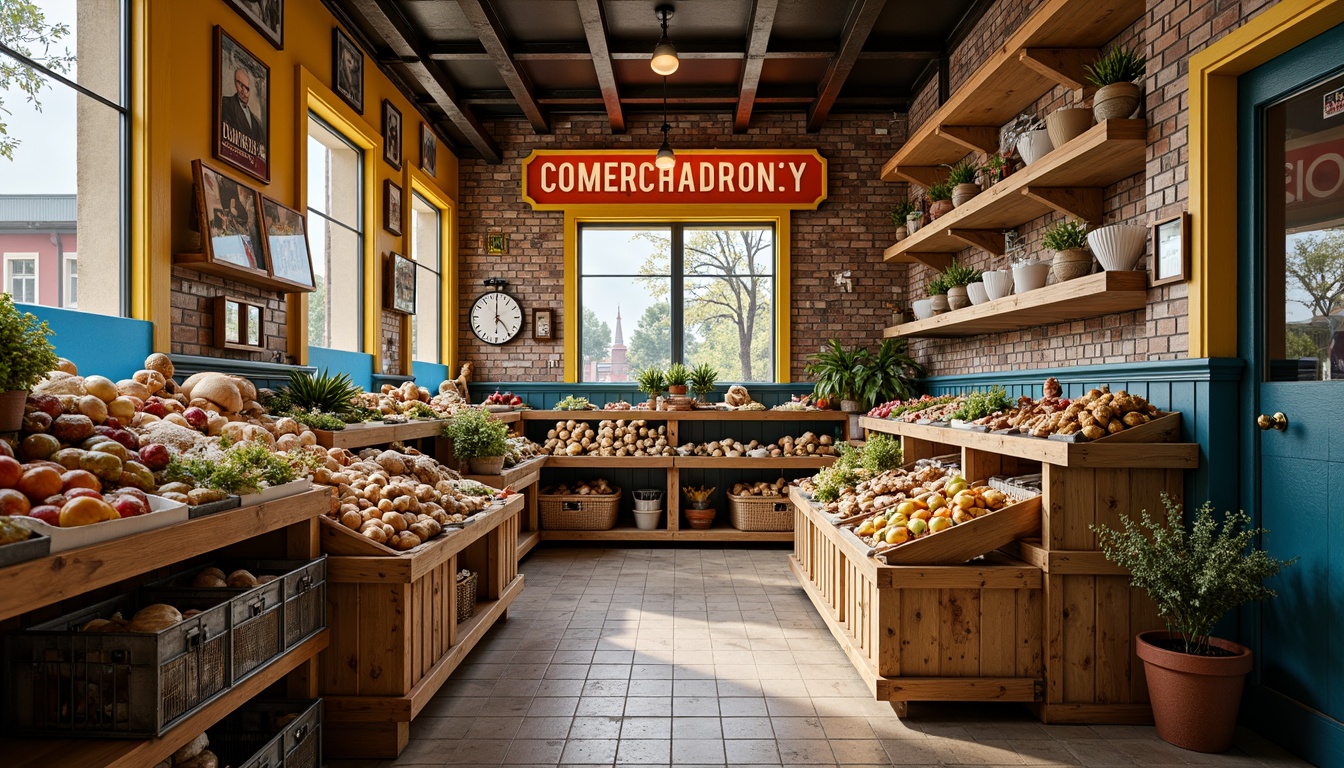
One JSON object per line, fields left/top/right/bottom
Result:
{"left": 59, "top": 496, "right": 119, "bottom": 527}
{"left": 0, "top": 488, "right": 31, "bottom": 516}
{"left": 17, "top": 466, "right": 63, "bottom": 502}
{"left": 60, "top": 469, "right": 102, "bottom": 493}
{"left": 0, "top": 456, "right": 21, "bottom": 488}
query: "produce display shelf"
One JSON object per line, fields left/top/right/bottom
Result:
{"left": 520, "top": 409, "right": 847, "bottom": 422}
{"left": 674, "top": 456, "right": 837, "bottom": 469}
{"left": 882, "top": 271, "right": 1150, "bottom": 339}
{"left": 0, "top": 629, "right": 329, "bottom": 768}
{"left": 461, "top": 455, "right": 547, "bottom": 488}
{"left": 0, "top": 488, "right": 331, "bottom": 624}
{"left": 880, "top": 0, "right": 1145, "bottom": 183}
{"left": 859, "top": 413, "right": 1198, "bottom": 469}
{"left": 320, "top": 494, "right": 525, "bottom": 570}
{"left": 540, "top": 525, "right": 793, "bottom": 543}
{"left": 884, "top": 119, "right": 1146, "bottom": 269}
{"left": 517, "top": 528, "right": 542, "bottom": 559}
{"left": 543, "top": 456, "right": 677, "bottom": 468}
{"left": 313, "top": 419, "right": 447, "bottom": 449}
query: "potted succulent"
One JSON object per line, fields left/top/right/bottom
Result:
{"left": 945, "top": 160, "right": 980, "bottom": 208}
{"left": 442, "top": 407, "right": 511, "bottom": 474}
{"left": 1094, "top": 495, "right": 1295, "bottom": 753}
{"left": 0, "top": 294, "right": 59, "bottom": 432}
{"left": 940, "top": 261, "right": 983, "bottom": 311}
{"left": 1086, "top": 45, "right": 1147, "bottom": 121}
{"left": 1042, "top": 219, "right": 1094, "bottom": 282}
{"left": 889, "top": 198, "right": 918, "bottom": 241}
{"left": 804, "top": 339, "right": 923, "bottom": 414}
{"left": 926, "top": 181, "right": 954, "bottom": 220}
{"left": 635, "top": 367, "right": 666, "bottom": 409}
{"left": 926, "top": 275, "right": 950, "bottom": 314}
{"left": 682, "top": 485, "right": 717, "bottom": 529}
{"left": 664, "top": 363, "right": 690, "bottom": 396}
{"left": 688, "top": 362, "right": 718, "bottom": 403}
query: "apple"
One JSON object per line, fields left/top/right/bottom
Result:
{"left": 139, "top": 443, "right": 171, "bottom": 471}
{"left": 0, "top": 456, "right": 21, "bottom": 488}
{"left": 102, "top": 415, "right": 124, "bottom": 430}
{"left": 110, "top": 494, "right": 147, "bottom": 518}
{"left": 0, "top": 440, "right": 12, "bottom": 459}
{"left": 65, "top": 488, "right": 102, "bottom": 501}
{"left": 29, "top": 505, "right": 60, "bottom": 524}
{"left": 106, "top": 429, "right": 139, "bottom": 452}
{"left": 19, "top": 433, "right": 60, "bottom": 462}
{"left": 42, "top": 494, "right": 67, "bottom": 507}
{"left": 61, "top": 469, "right": 102, "bottom": 493}
{"left": 183, "top": 407, "right": 208, "bottom": 429}
{"left": 510, "top": 396, "right": 523, "bottom": 406}
{"left": 115, "top": 487, "right": 151, "bottom": 509}
{"left": 26, "top": 394, "right": 62, "bottom": 419}
{"left": 142, "top": 399, "right": 167, "bottom": 418}
{"left": 17, "top": 466, "right": 63, "bottom": 502}
{"left": 0, "top": 488, "right": 30, "bottom": 516}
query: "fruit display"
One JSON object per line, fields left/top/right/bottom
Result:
{"left": 728, "top": 478, "right": 790, "bottom": 497}
{"left": 867, "top": 394, "right": 957, "bottom": 419}
{"left": 819, "top": 464, "right": 954, "bottom": 518}
{"left": 541, "top": 478, "right": 616, "bottom": 496}
{"left": 842, "top": 475, "right": 1015, "bottom": 553}
{"left": 555, "top": 395, "right": 596, "bottom": 411}
{"left": 971, "top": 393, "right": 1070, "bottom": 431}
{"left": 0, "top": 515, "right": 33, "bottom": 544}
{"left": 80, "top": 601, "right": 190, "bottom": 633}
{"left": 0, "top": 448, "right": 173, "bottom": 528}
{"left": 541, "top": 419, "right": 676, "bottom": 457}
{"left": 677, "top": 432, "right": 838, "bottom": 458}
{"left": 356, "top": 382, "right": 439, "bottom": 418}
{"left": 949, "top": 387, "right": 1012, "bottom": 422}
{"left": 482, "top": 390, "right": 526, "bottom": 408}
{"left": 188, "top": 566, "right": 278, "bottom": 589}
{"left": 974, "top": 384, "right": 1160, "bottom": 439}
{"left": 895, "top": 396, "right": 967, "bottom": 423}
{"left": 503, "top": 435, "right": 544, "bottom": 467}
{"left": 602, "top": 400, "right": 632, "bottom": 411}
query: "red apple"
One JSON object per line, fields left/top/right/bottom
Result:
{"left": 61, "top": 469, "right": 102, "bottom": 493}
{"left": 183, "top": 407, "right": 208, "bottom": 429}
{"left": 139, "top": 443, "right": 171, "bottom": 471}
{"left": 0, "top": 456, "right": 21, "bottom": 488}
{"left": 510, "top": 396, "right": 523, "bottom": 406}
{"left": 110, "top": 495, "right": 147, "bottom": 518}
{"left": 65, "top": 488, "right": 102, "bottom": 501}
{"left": 142, "top": 399, "right": 167, "bottom": 418}
{"left": 115, "top": 487, "right": 151, "bottom": 509}
{"left": 29, "top": 505, "right": 60, "bottom": 524}
{"left": 26, "top": 394, "right": 62, "bottom": 419}
{"left": 0, "top": 488, "right": 30, "bottom": 516}
{"left": 106, "top": 429, "right": 139, "bottom": 451}
{"left": 0, "top": 440, "right": 12, "bottom": 459}
{"left": 103, "top": 416, "right": 122, "bottom": 430}
{"left": 42, "top": 494, "right": 67, "bottom": 508}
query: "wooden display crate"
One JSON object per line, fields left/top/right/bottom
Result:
{"left": 849, "top": 495, "right": 1043, "bottom": 566}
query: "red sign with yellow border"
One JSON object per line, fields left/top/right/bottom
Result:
{"left": 521, "top": 149, "right": 827, "bottom": 210}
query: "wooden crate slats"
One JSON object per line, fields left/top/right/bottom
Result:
{"left": 1060, "top": 576, "right": 1097, "bottom": 704}
{"left": 323, "top": 582, "right": 362, "bottom": 695}
{"left": 1016, "top": 588, "right": 1045, "bottom": 678}
{"left": 877, "top": 586, "right": 900, "bottom": 677}
{"left": 979, "top": 589, "right": 1018, "bottom": 677}
{"left": 1092, "top": 468, "right": 1131, "bottom": 550}
{"left": 1094, "top": 575, "right": 1132, "bottom": 704}
{"left": 939, "top": 589, "right": 981, "bottom": 677}
{"left": 899, "top": 589, "right": 941, "bottom": 676}
{"left": 1061, "top": 466, "right": 1097, "bottom": 550}
{"left": 357, "top": 582, "right": 409, "bottom": 695}
{"left": 1045, "top": 575, "right": 1066, "bottom": 704}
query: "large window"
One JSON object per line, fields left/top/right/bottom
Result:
{"left": 408, "top": 191, "right": 441, "bottom": 363}
{"left": 306, "top": 114, "right": 363, "bottom": 351}
{"left": 579, "top": 223, "right": 775, "bottom": 382}
{"left": 0, "top": 0, "right": 128, "bottom": 315}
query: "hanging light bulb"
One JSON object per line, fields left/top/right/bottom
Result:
{"left": 655, "top": 75, "right": 674, "bottom": 168}
{"left": 651, "top": 6, "right": 678, "bottom": 76}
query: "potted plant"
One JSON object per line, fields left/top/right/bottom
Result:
{"left": 664, "top": 363, "right": 690, "bottom": 396}
{"left": 682, "top": 485, "right": 716, "bottom": 529}
{"left": 1045, "top": 105, "right": 1094, "bottom": 148}
{"left": 979, "top": 153, "right": 1012, "bottom": 185}
{"left": 926, "top": 181, "right": 953, "bottom": 220}
{"left": 442, "top": 407, "right": 511, "bottom": 474}
{"left": 805, "top": 339, "right": 923, "bottom": 414}
{"left": 926, "top": 276, "right": 950, "bottom": 314}
{"left": 1042, "top": 218, "right": 1094, "bottom": 282}
{"left": 1086, "top": 45, "right": 1147, "bottom": 121}
{"left": 688, "top": 362, "right": 718, "bottom": 403}
{"left": 1093, "top": 495, "right": 1295, "bottom": 753}
{"left": 940, "top": 261, "right": 983, "bottom": 311}
{"left": 945, "top": 160, "right": 980, "bottom": 207}
{"left": 635, "top": 367, "right": 666, "bottom": 408}
{"left": 0, "top": 294, "right": 59, "bottom": 431}
{"left": 886, "top": 301, "right": 907, "bottom": 326}
{"left": 889, "top": 198, "right": 917, "bottom": 241}
{"left": 906, "top": 208, "right": 925, "bottom": 234}
{"left": 804, "top": 340, "right": 861, "bottom": 412}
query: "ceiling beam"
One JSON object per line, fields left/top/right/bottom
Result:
{"left": 343, "top": 0, "right": 501, "bottom": 162}
{"left": 807, "top": 0, "right": 887, "bottom": 132}
{"left": 734, "top": 0, "right": 780, "bottom": 133}
{"left": 575, "top": 0, "right": 624, "bottom": 134}
{"left": 426, "top": 39, "right": 941, "bottom": 62}
{"left": 461, "top": 86, "right": 910, "bottom": 109}
{"left": 454, "top": 0, "right": 549, "bottom": 133}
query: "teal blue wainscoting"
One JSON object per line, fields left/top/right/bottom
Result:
{"left": 308, "top": 347, "right": 376, "bottom": 393}
{"left": 24, "top": 304, "right": 154, "bottom": 381}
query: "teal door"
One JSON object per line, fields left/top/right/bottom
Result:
{"left": 1239, "top": 23, "right": 1344, "bottom": 766}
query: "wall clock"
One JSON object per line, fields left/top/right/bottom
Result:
{"left": 470, "top": 279, "right": 523, "bottom": 345}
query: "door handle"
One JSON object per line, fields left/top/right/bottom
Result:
{"left": 1256, "top": 412, "right": 1288, "bottom": 431}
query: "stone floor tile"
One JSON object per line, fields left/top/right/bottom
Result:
{"left": 830, "top": 738, "right": 892, "bottom": 764}
{"left": 621, "top": 716, "right": 672, "bottom": 739}
{"left": 616, "top": 738, "right": 671, "bottom": 764}
{"left": 623, "top": 697, "right": 674, "bottom": 717}
{"left": 771, "top": 717, "right": 827, "bottom": 739}
{"left": 819, "top": 716, "right": 877, "bottom": 739}
{"left": 504, "top": 738, "right": 567, "bottom": 764}
{"left": 718, "top": 696, "right": 770, "bottom": 716}
{"left": 672, "top": 696, "right": 720, "bottom": 716}
{"left": 560, "top": 738, "right": 619, "bottom": 764}
{"left": 725, "top": 738, "right": 783, "bottom": 764}
{"left": 670, "top": 737, "right": 727, "bottom": 763}
{"left": 775, "top": 738, "right": 836, "bottom": 764}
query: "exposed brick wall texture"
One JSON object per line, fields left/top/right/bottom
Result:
{"left": 170, "top": 267, "right": 287, "bottom": 361}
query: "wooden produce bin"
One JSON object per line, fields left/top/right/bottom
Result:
{"left": 317, "top": 495, "right": 525, "bottom": 758}
{"left": 462, "top": 455, "right": 546, "bottom": 562}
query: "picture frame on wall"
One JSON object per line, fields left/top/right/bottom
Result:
{"left": 332, "top": 27, "right": 363, "bottom": 114}
{"left": 192, "top": 159, "right": 269, "bottom": 276}
{"left": 223, "top": 0, "right": 283, "bottom": 50}
{"left": 384, "top": 179, "right": 403, "bottom": 236}
{"left": 259, "top": 196, "right": 316, "bottom": 291}
{"left": 214, "top": 27, "right": 270, "bottom": 183}
{"left": 385, "top": 252, "right": 417, "bottom": 314}
{"left": 533, "top": 308, "right": 554, "bottom": 340}
{"left": 486, "top": 233, "right": 507, "bottom": 255}
{"left": 383, "top": 99, "right": 402, "bottom": 170}
{"left": 1151, "top": 211, "right": 1190, "bottom": 287}
{"left": 420, "top": 122, "right": 437, "bottom": 177}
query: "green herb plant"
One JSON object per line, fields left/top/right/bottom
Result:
{"left": 284, "top": 368, "right": 362, "bottom": 418}
{"left": 403, "top": 402, "right": 437, "bottom": 420}
{"left": 1042, "top": 219, "right": 1090, "bottom": 251}
{"left": 926, "top": 180, "right": 953, "bottom": 202}
{"left": 442, "top": 408, "right": 510, "bottom": 460}
{"left": 554, "top": 395, "right": 592, "bottom": 410}
{"left": 664, "top": 363, "right": 690, "bottom": 387}
{"left": 286, "top": 409, "right": 346, "bottom": 431}
{"left": 950, "top": 386, "right": 1012, "bottom": 421}
{"left": 1093, "top": 495, "right": 1296, "bottom": 656}
{"left": 941, "top": 261, "right": 983, "bottom": 288}
{"left": 926, "top": 276, "right": 948, "bottom": 297}
{"left": 688, "top": 363, "right": 719, "bottom": 397}
{"left": 944, "top": 160, "right": 978, "bottom": 186}
{"left": 635, "top": 367, "right": 666, "bottom": 396}
{"left": 167, "top": 440, "right": 298, "bottom": 494}
{"left": 1084, "top": 46, "right": 1147, "bottom": 88}
{"left": 889, "top": 198, "right": 918, "bottom": 226}
{"left": 812, "top": 445, "right": 863, "bottom": 503}
{"left": 861, "top": 433, "right": 903, "bottom": 474}
{"left": 0, "top": 293, "right": 59, "bottom": 393}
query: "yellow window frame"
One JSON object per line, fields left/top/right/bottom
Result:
{"left": 407, "top": 165, "right": 458, "bottom": 372}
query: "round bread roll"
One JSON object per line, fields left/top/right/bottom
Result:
{"left": 82, "top": 618, "right": 117, "bottom": 633}
{"left": 144, "top": 352, "right": 175, "bottom": 379}
{"left": 192, "top": 571, "right": 228, "bottom": 588}
{"left": 127, "top": 604, "right": 183, "bottom": 633}
{"left": 226, "top": 569, "right": 259, "bottom": 588}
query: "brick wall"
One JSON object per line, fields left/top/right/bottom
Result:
{"left": 170, "top": 267, "right": 288, "bottom": 360}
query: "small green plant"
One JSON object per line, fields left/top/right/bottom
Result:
{"left": 804, "top": 339, "right": 924, "bottom": 409}
{"left": 664, "top": 363, "right": 690, "bottom": 387}
{"left": 1084, "top": 46, "right": 1147, "bottom": 88}
{"left": 0, "top": 293, "right": 59, "bottom": 393}
{"left": 926, "top": 276, "right": 948, "bottom": 296}
{"left": 980, "top": 153, "right": 1011, "bottom": 183}
{"left": 688, "top": 363, "right": 719, "bottom": 397}
{"left": 1093, "top": 495, "right": 1296, "bottom": 656}
{"left": 940, "top": 261, "right": 983, "bottom": 288}
{"left": 944, "top": 159, "right": 978, "bottom": 186}
{"left": 950, "top": 386, "right": 1013, "bottom": 421}
{"left": 635, "top": 367, "right": 666, "bottom": 395}
{"left": 926, "top": 180, "right": 953, "bottom": 202}
{"left": 889, "top": 198, "right": 918, "bottom": 226}
{"left": 286, "top": 409, "right": 347, "bottom": 431}
{"left": 442, "top": 408, "right": 510, "bottom": 459}
{"left": 861, "top": 433, "right": 903, "bottom": 474}
{"left": 167, "top": 440, "right": 298, "bottom": 494}
{"left": 285, "top": 368, "right": 362, "bottom": 417}
{"left": 403, "top": 401, "right": 437, "bottom": 419}
{"left": 812, "top": 454, "right": 861, "bottom": 504}
{"left": 554, "top": 395, "right": 592, "bottom": 410}
{"left": 1042, "top": 219, "right": 1090, "bottom": 251}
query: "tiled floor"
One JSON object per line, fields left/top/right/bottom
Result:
{"left": 331, "top": 546, "right": 1312, "bottom": 767}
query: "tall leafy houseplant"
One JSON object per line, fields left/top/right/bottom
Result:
{"left": 804, "top": 339, "right": 924, "bottom": 413}
{"left": 0, "top": 294, "right": 59, "bottom": 431}
{"left": 688, "top": 363, "right": 718, "bottom": 401}
{"left": 635, "top": 367, "right": 665, "bottom": 407}
{"left": 1085, "top": 46, "right": 1147, "bottom": 121}
{"left": 664, "top": 363, "right": 690, "bottom": 395}
{"left": 443, "top": 408, "right": 511, "bottom": 474}
{"left": 1093, "top": 495, "right": 1296, "bottom": 752}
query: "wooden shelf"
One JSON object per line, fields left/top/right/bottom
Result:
{"left": 543, "top": 456, "right": 677, "bottom": 468}
{"left": 858, "top": 414, "right": 1199, "bottom": 469}
{"left": 313, "top": 419, "right": 446, "bottom": 449}
{"left": 883, "top": 271, "right": 1149, "bottom": 339}
{"left": 462, "top": 455, "right": 546, "bottom": 489}
{"left": 517, "top": 528, "right": 541, "bottom": 559}
{"left": 0, "top": 489, "right": 329, "bottom": 623}
{"left": 540, "top": 525, "right": 792, "bottom": 542}
{"left": 674, "top": 456, "right": 836, "bottom": 469}
{"left": 173, "top": 252, "right": 314, "bottom": 294}
{"left": 885, "top": 119, "right": 1147, "bottom": 268}
{"left": 881, "top": 0, "right": 1145, "bottom": 185}
{"left": 1, "top": 630, "right": 329, "bottom": 768}
{"left": 521, "top": 409, "right": 847, "bottom": 422}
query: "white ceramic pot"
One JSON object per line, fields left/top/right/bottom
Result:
{"left": 1046, "top": 108, "right": 1094, "bottom": 149}
{"left": 1093, "top": 82, "right": 1141, "bottom": 121}
{"left": 982, "top": 269, "right": 1014, "bottom": 300}
{"left": 1087, "top": 223, "right": 1148, "bottom": 272}
{"left": 1012, "top": 260, "right": 1051, "bottom": 293}
{"left": 907, "top": 213, "right": 923, "bottom": 234}
{"left": 1016, "top": 129, "right": 1054, "bottom": 165}
{"left": 947, "top": 285, "right": 970, "bottom": 310}
{"left": 912, "top": 298, "right": 933, "bottom": 320}
{"left": 895, "top": 225, "right": 908, "bottom": 241}
{"left": 966, "top": 282, "right": 989, "bottom": 305}
{"left": 633, "top": 509, "right": 662, "bottom": 530}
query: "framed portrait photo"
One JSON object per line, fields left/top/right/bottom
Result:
{"left": 385, "top": 252, "right": 417, "bottom": 314}
{"left": 533, "top": 308, "right": 554, "bottom": 340}
{"left": 332, "top": 27, "right": 363, "bottom": 114}
{"left": 419, "top": 122, "right": 437, "bottom": 177}
{"left": 193, "top": 159, "right": 268, "bottom": 276}
{"left": 214, "top": 27, "right": 270, "bottom": 183}
{"left": 259, "top": 196, "right": 316, "bottom": 291}
{"left": 383, "top": 100, "right": 402, "bottom": 170}
{"left": 224, "top": 0, "right": 283, "bottom": 49}
{"left": 1151, "top": 212, "right": 1190, "bottom": 287}
{"left": 384, "top": 179, "right": 403, "bottom": 236}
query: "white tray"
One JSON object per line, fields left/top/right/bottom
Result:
{"left": 12, "top": 495, "right": 189, "bottom": 553}
{"left": 239, "top": 477, "right": 312, "bottom": 507}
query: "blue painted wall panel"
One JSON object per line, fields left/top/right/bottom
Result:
{"left": 23, "top": 304, "right": 153, "bottom": 382}
{"left": 308, "top": 347, "right": 375, "bottom": 392}
{"left": 412, "top": 361, "right": 449, "bottom": 392}
{"left": 469, "top": 382, "right": 815, "bottom": 409}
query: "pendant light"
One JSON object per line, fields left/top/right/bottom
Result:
{"left": 651, "top": 5, "right": 678, "bottom": 76}
{"left": 655, "top": 76, "right": 675, "bottom": 169}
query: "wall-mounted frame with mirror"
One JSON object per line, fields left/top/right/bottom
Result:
{"left": 213, "top": 295, "right": 267, "bottom": 351}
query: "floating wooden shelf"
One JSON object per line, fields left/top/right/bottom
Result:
{"left": 885, "top": 119, "right": 1147, "bottom": 268}
{"left": 313, "top": 419, "right": 446, "bottom": 449}
{"left": 883, "top": 271, "right": 1149, "bottom": 339}
{"left": 173, "top": 252, "right": 313, "bottom": 294}
{"left": 543, "top": 456, "right": 677, "bottom": 468}
{"left": 880, "top": 0, "right": 1145, "bottom": 184}
{"left": 540, "top": 525, "right": 793, "bottom": 543}
{"left": 674, "top": 456, "right": 836, "bottom": 469}
{"left": 521, "top": 409, "right": 846, "bottom": 422}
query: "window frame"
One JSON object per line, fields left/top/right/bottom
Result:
{"left": 64, "top": 252, "right": 78, "bottom": 308}
{"left": 305, "top": 110, "right": 366, "bottom": 353}
{"left": 408, "top": 188, "right": 442, "bottom": 364}
{"left": 4, "top": 253, "right": 39, "bottom": 305}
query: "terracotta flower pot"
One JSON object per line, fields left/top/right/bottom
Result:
{"left": 929, "top": 199, "right": 953, "bottom": 219}
{"left": 467, "top": 455, "right": 505, "bottom": 475}
{"left": 1094, "top": 81, "right": 1141, "bottom": 121}
{"left": 1046, "top": 107, "right": 1094, "bottom": 148}
{"left": 685, "top": 508, "right": 716, "bottom": 529}
{"left": 951, "top": 183, "right": 980, "bottom": 208}
{"left": 946, "top": 285, "right": 970, "bottom": 310}
{"left": 0, "top": 390, "right": 25, "bottom": 432}
{"left": 1137, "top": 631, "right": 1252, "bottom": 753}
{"left": 668, "top": 385, "right": 688, "bottom": 396}
{"left": 929, "top": 294, "right": 950, "bottom": 314}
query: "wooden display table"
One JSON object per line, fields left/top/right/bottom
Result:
{"left": 463, "top": 455, "right": 547, "bottom": 561}
{"left": 318, "top": 495, "right": 525, "bottom": 758}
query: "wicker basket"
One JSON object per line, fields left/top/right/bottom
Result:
{"left": 538, "top": 488, "right": 621, "bottom": 530}
{"left": 728, "top": 493, "right": 795, "bottom": 532}
{"left": 456, "top": 572, "right": 478, "bottom": 623}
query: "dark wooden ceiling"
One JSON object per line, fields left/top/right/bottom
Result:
{"left": 324, "top": 0, "right": 991, "bottom": 162}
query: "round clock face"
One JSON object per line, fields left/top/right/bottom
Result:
{"left": 470, "top": 291, "right": 523, "bottom": 345}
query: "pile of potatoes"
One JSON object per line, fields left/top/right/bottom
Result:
{"left": 153, "top": 731, "right": 217, "bottom": 768}
{"left": 825, "top": 464, "right": 954, "bottom": 518}
{"left": 729, "top": 478, "right": 790, "bottom": 497}
{"left": 504, "top": 435, "right": 545, "bottom": 467}
{"left": 1021, "top": 386, "right": 1159, "bottom": 440}
{"left": 542, "top": 419, "right": 676, "bottom": 458}
{"left": 541, "top": 478, "right": 616, "bottom": 496}
{"left": 356, "top": 381, "right": 437, "bottom": 416}
{"left": 679, "top": 432, "right": 837, "bottom": 458}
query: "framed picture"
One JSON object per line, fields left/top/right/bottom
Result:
{"left": 1151, "top": 212, "right": 1190, "bottom": 287}
{"left": 213, "top": 295, "right": 267, "bottom": 351}
{"left": 385, "top": 252, "right": 416, "bottom": 314}
{"left": 384, "top": 179, "right": 403, "bottom": 236}
{"left": 382, "top": 99, "right": 402, "bottom": 170}
{"left": 486, "top": 233, "right": 507, "bottom": 255}
{"left": 332, "top": 27, "right": 363, "bottom": 114}
{"left": 224, "top": 0, "right": 283, "bottom": 49}
{"left": 419, "top": 122, "right": 437, "bottom": 177}
{"left": 259, "top": 196, "right": 316, "bottom": 291}
{"left": 214, "top": 27, "right": 270, "bottom": 183}
{"left": 193, "top": 159, "right": 268, "bottom": 276}
{"left": 533, "top": 308, "right": 554, "bottom": 340}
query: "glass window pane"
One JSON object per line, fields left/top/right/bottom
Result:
{"left": 581, "top": 226, "right": 671, "bottom": 275}
{"left": 684, "top": 275, "right": 773, "bottom": 382}
{"left": 412, "top": 265, "right": 439, "bottom": 363}
{"left": 9, "top": 0, "right": 125, "bottom": 105}
{"left": 581, "top": 276, "right": 670, "bottom": 382}
{"left": 410, "top": 193, "right": 439, "bottom": 271}
{"left": 307, "top": 116, "right": 361, "bottom": 230}
{"left": 306, "top": 215, "right": 361, "bottom": 351}
{"left": 684, "top": 225, "right": 774, "bottom": 276}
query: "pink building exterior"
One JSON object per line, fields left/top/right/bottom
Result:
{"left": 0, "top": 195, "right": 79, "bottom": 308}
